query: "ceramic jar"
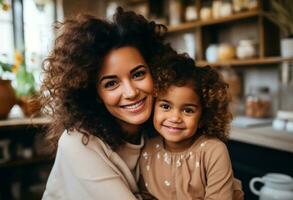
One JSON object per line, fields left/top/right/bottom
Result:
{"left": 250, "top": 173, "right": 293, "bottom": 200}
{"left": 0, "top": 79, "right": 16, "bottom": 119}
{"left": 218, "top": 44, "right": 235, "bottom": 61}
{"left": 220, "top": 2, "right": 233, "bottom": 17}
{"left": 200, "top": 7, "right": 212, "bottom": 21}
{"left": 206, "top": 44, "right": 219, "bottom": 63}
{"left": 169, "top": 0, "right": 182, "bottom": 25}
{"left": 185, "top": 5, "right": 197, "bottom": 21}
{"left": 236, "top": 40, "right": 257, "bottom": 59}
{"left": 281, "top": 38, "right": 293, "bottom": 58}
{"left": 212, "top": 0, "right": 222, "bottom": 19}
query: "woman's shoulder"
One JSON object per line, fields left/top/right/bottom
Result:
{"left": 58, "top": 129, "right": 113, "bottom": 158}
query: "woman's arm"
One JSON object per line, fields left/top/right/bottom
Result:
{"left": 43, "top": 132, "right": 139, "bottom": 200}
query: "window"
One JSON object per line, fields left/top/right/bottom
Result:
{"left": 0, "top": 0, "right": 14, "bottom": 63}
{"left": 23, "top": 0, "right": 55, "bottom": 86}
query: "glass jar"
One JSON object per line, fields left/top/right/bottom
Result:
{"left": 245, "top": 86, "right": 271, "bottom": 118}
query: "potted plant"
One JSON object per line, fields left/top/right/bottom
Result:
{"left": 13, "top": 51, "right": 41, "bottom": 117}
{"left": 265, "top": 0, "right": 293, "bottom": 58}
{"left": 1, "top": 51, "right": 40, "bottom": 118}
{"left": 0, "top": 61, "right": 16, "bottom": 119}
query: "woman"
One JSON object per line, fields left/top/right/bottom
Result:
{"left": 41, "top": 8, "right": 170, "bottom": 199}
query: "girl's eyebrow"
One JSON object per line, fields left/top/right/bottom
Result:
{"left": 183, "top": 103, "right": 198, "bottom": 107}
{"left": 158, "top": 99, "right": 198, "bottom": 107}
{"left": 98, "top": 64, "right": 147, "bottom": 83}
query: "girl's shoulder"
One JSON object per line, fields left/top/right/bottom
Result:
{"left": 142, "top": 136, "right": 164, "bottom": 155}
{"left": 192, "top": 135, "right": 228, "bottom": 154}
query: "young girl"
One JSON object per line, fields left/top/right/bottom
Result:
{"left": 140, "top": 53, "right": 244, "bottom": 200}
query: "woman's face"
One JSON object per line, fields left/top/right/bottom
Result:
{"left": 97, "top": 46, "right": 153, "bottom": 132}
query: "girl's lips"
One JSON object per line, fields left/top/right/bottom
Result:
{"left": 162, "top": 125, "right": 185, "bottom": 133}
{"left": 120, "top": 97, "right": 147, "bottom": 113}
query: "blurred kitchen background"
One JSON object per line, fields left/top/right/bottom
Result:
{"left": 0, "top": 0, "right": 293, "bottom": 199}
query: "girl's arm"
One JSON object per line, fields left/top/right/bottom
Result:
{"left": 42, "top": 132, "right": 139, "bottom": 200}
{"left": 204, "top": 141, "right": 234, "bottom": 200}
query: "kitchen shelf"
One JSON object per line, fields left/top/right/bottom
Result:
{"left": 230, "top": 126, "right": 293, "bottom": 153}
{"left": 168, "top": 9, "right": 260, "bottom": 34}
{"left": 0, "top": 117, "right": 50, "bottom": 127}
{"left": 196, "top": 57, "right": 293, "bottom": 67}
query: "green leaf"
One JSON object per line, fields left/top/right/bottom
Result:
{"left": 0, "top": 61, "right": 13, "bottom": 72}
{"left": 15, "top": 66, "right": 37, "bottom": 97}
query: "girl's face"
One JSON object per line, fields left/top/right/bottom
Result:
{"left": 97, "top": 46, "right": 153, "bottom": 134}
{"left": 153, "top": 84, "right": 202, "bottom": 152}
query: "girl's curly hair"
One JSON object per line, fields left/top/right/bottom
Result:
{"left": 41, "top": 7, "right": 171, "bottom": 151}
{"left": 153, "top": 53, "right": 232, "bottom": 142}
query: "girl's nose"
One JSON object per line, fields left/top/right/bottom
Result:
{"left": 122, "top": 81, "right": 139, "bottom": 99}
{"left": 168, "top": 110, "right": 182, "bottom": 123}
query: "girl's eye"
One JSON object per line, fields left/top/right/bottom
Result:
{"left": 159, "top": 103, "right": 171, "bottom": 110}
{"left": 183, "top": 108, "right": 195, "bottom": 114}
{"left": 132, "top": 70, "right": 146, "bottom": 79}
{"left": 104, "top": 80, "right": 118, "bottom": 89}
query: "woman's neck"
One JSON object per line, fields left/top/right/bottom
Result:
{"left": 117, "top": 119, "right": 142, "bottom": 144}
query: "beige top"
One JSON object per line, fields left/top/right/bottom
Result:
{"left": 42, "top": 130, "right": 144, "bottom": 200}
{"left": 140, "top": 135, "right": 244, "bottom": 200}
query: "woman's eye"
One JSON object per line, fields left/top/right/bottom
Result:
{"left": 104, "top": 80, "right": 118, "bottom": 89}
{"left": 183, "top": 108, "right": 195, "bottom": 114}
{"left": 132, "top": 70, "right": 146, "bottom": 79}
{"left": 159, "top": 103, "right": 170, "bottom": 110}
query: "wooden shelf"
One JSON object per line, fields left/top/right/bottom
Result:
{"left": 0, "top": 156, "right": 53, "bottom": 169}
{"left": 0, "top": 117, "right": 51, "bottom": 127}
{"left": 196, "top": 57, "right": 293, "bottom": 67}
{"left": 168, "top": 9, "right": 260, "bottom": 34}
{"left": 198, "top": 9, "right": 260, "bottom": 27}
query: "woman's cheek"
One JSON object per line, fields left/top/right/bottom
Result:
{"left": 100, "top": 90, "right": 121, "bottom": 106}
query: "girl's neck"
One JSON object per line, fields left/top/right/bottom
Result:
{"left": 117, "top": 119, "right": 142, "bottom": 144}
{"left": 163, "top": 134, "right": 200, "bottom": 153}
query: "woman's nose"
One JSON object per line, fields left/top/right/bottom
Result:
{"left": 122, "top": 81, "right": 139, "bottom": 99}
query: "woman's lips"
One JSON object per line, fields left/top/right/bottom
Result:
{"left": 120, "top": 97, "right": 147, "bottom": 113}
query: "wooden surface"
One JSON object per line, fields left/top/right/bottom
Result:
{"left": 0, "top": 117, "right": 51, "bottom": 127}
{"left": 230, "top": 126, "right": 293, "bottom": 153}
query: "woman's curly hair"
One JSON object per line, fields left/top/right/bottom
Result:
{"left": 153, "top": 53, "right": 232, "bottom": 142}
{"left": 41, "top": 7, "right": 171, "bottom": 151}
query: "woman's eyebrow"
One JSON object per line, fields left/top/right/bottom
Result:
{"left": 98, "top": 64, "right": 147, "bottom": 83}
{"left": 130, "top": 64, "right": 147, "bottom": 73}
{"left": 98, "top": 75, "right": 117, "bottom": 83}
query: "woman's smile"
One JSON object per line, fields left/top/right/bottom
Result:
{"left": 120, "top": 96, "right": 147, "bottom": 112}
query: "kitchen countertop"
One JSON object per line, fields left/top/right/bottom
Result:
{"left": 230, "top": 126, "right": 293, "bottom": 153}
